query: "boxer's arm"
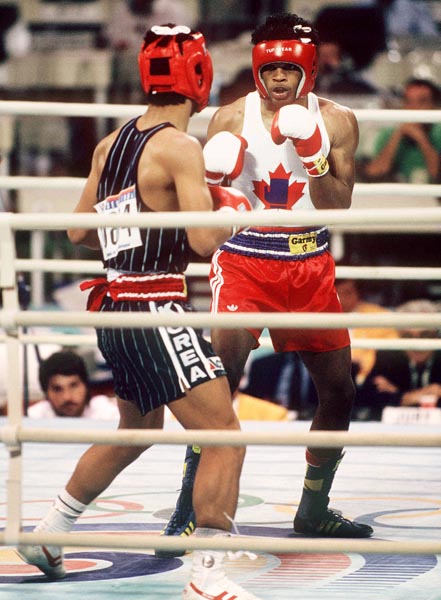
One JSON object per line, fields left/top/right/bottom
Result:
{"left": 68, "top": 137, "right": 111, "bottom": 248}
{"left": 311, "top": 102, "right": 358, "bottom": 210}
{"left": 169, "top": 134, "right": 239, "bottom": 256}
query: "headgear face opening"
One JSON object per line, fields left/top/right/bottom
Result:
{"left": 138, "top": 26, "right": 213, "bottom": 112}
{"left": 252, "top": 39, "right": 317, "bottom": 99}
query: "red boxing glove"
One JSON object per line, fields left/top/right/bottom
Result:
{"left": 271, "top": 105, "right": 329, "bottom": 178}
{"left": 204, "top": 132, "right": 248, "bottom": 185}
{"left": 209, "top": 185, "right": 252, "bottom": 235}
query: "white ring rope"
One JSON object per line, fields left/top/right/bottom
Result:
{"left": 2, "top": 309, "right": 441, "bottom": 332}
{"left": 2, "top": 530, "right": 440, "bottom": 556}
{"left": 1, "top": 99, "right": 441, "bottom": 122}
{"left": 13, "top": 258, "right": 441, "bottom": 280}
{"left": 2, "top": 207, "right": 441, "bottom": 230}
{"left": 2, "top": 204, "right": 441, "bottom": 336}
{"left": 1, "top": 334, "right": 441, "bottom": 351}
{"left": 0, "top": 175, "right": 84, "bottom": 190}
{"left": 2, "top": 333, "right": 441, "bottom": 351}
{"left": 2, "top": 175, "right": 441, "bottom": 198}
{"left": 1, "top": 426, "right": 440, "bottom": 448}
{"left": 8, "top": 256, "right": 441, "bottom": 348}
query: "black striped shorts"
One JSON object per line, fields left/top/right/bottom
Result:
{"left": 96, "top": 297, "right": 226, "bottom": 415}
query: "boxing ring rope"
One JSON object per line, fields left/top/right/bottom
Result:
{"left": 2, "top": 424, "right": 441, "bottom": 449}
{"left": 2, "top": 333, "right": 441, "bottom": 351}
{"left": 1, "top": 99, "right": 441, "bottom": 122}
{"left": 13, "top": 257, "right": 440, "bottom": 279}
{"left": 2, "top": 174, "right": 441, "bottom": 197}
{"left": 1, "top": 102, "right": 441, "bottom": 560}
{"left": 2, "top": 202, "right": 440, "bottom": 304}
{"left": 3, "top": 306, "right": 441, "bottom": 332}
{"left": 2, "top": 531, "right": 441, "bottom": 557}
{"left": 6, "top": 256, "right": 441, "bottom": 351}
{"left": 1, "top": 206, "right": 441, "bottom": 234}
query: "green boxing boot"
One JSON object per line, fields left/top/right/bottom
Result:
{"left": 294, "top": 452, "right": 373, "bottom": 538}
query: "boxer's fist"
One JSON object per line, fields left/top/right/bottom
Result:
{"left": 271, "top": 105, "right": 329, "bottom": 177}
{"left": 204, "top": 132, "right": 248, "bottom": 185}
{"left": 209, "top": 185, "right": 253, "bottom": 213}
{"left": 209, "top": 185, "right": 252, "bottom": 236}
{"left": 271, "top": 105, "right": 318, "bottom": 147}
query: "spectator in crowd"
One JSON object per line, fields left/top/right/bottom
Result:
{"left": 105, "top": 0, "right": 194, "bottom": 52}
{"left": 0, "top": 3, "right": 31, "bottom": 85}
{"left": 241, "top": 351, "right": 318, "bottom": 420}
{"left": 358, "top": 299, "right": 441, "bottom": 419}
{"left": 314, "top": 38, "right": 379, "bottom": 97}
{"left": 335, "top": 278, "right": 398, "bottom": 386}
{"left": 375, "top": 0, "right": 438, "bottom": 39}
{"left": 314, "top": 3, "right": 387, "bottom": 72}
{"left": 352, "top": 84, "right": 441, "bottom": 285}
{"left": 363, "top": 78, "right": 441, "bottom": 183}
{"left": 28, "top": 350, "right": 118, "bottom": 419}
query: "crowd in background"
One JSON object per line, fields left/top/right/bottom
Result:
{"left": 1, "top": 1, "right": 440, "bottom": 187}
{"left": 0, "top": 0, "right": 440, "bottom": 421}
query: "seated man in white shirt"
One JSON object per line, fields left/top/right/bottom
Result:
{"left": 28, "top": 350, "right": 118, "bottom": 419}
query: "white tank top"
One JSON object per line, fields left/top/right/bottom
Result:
{"left": 233, "top": 91, "right": 330, "bottom": 213}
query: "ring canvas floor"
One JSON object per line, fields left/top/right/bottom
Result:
{"left": 0, "top": 418, "right": 440, "bottom": 600}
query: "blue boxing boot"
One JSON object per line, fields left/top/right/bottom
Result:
{"left": 155, "top": 445, "right": 200, "bottom": 558}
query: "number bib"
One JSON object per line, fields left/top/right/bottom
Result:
{"left": 95, "top": 185, "right": 142, "bottom": 261}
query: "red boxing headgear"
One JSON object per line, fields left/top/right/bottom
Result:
{"left": 252, "top": 39, "right": 317, "bottom": 99}
{"left": 138, "top": 25, "right": 213, "bottom": 113}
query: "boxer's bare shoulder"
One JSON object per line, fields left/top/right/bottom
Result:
{"left": 208, "top": 97, "right": 246, "bottom": 138}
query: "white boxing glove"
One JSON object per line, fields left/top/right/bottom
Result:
{"left": 204, "top": 132, "right": 248, "bottom": 184}
{"left": 271, "top": 105, "right": 329, "bottom": 177}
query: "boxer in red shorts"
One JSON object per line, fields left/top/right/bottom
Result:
{"left": 210, "top": 243, "right": 349, "bottom": 353}
{"left": 162, "top": 12, "right": 373, "bottom": 546}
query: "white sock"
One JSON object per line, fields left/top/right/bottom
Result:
{"left": 36, "top": 489, "right": 88, "bottom": 534}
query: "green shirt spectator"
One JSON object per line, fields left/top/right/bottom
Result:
{"left": 371, "top": 121, "right": 441, "bottom": 182}
{"left": 364, "top": 78, "right": 441, "bottom": 183}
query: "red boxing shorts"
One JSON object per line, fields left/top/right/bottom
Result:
{"left": 210, "top": 248, "right": 350, "bottom": 353}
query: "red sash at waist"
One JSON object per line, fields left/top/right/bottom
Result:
{"left": 80, "top": 273, "right": 188, "bottom": 311}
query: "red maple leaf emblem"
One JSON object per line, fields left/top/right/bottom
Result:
{"left": 252, "top": 164, "right": 305, "bottom": 209}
